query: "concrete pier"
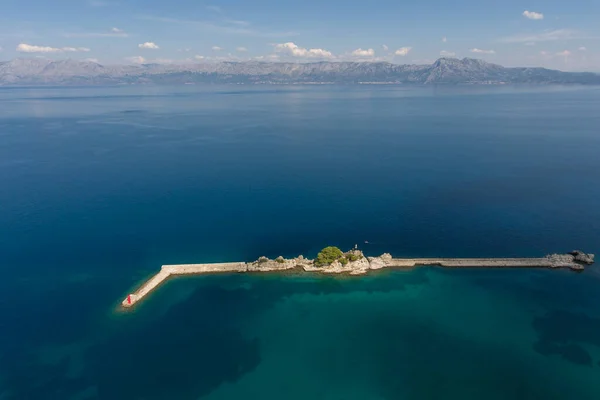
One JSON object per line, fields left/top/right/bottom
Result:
{"left": 389, "top": 258, "right": 553, "bottom": 268}
{"left": 122, "top": 262, "right": 247, "bottom": 307}
{"left": 121, "top": 251, "right": 594, "bottom": 308}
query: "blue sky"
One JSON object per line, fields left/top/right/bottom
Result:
{"left": 1, "top": 0, "right": 599, "bottom": 70}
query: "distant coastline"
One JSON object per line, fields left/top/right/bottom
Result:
{"left": 2, "top": 57, "right": 600, "bottom": 86}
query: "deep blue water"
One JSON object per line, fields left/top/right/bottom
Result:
{"left": 1, "top": 85, "right": 600, "bottom": 399}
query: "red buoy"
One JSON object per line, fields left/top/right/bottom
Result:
{"left": 127, "top": 294, "right": 132, "bottom": 304}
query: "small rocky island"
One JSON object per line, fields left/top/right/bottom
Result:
{"left": 121, "top": 247, "right": 595, "bottom": 308}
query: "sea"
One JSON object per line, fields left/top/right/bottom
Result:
{"left": 1, "top": 84, "right": 600, "bottom": 400}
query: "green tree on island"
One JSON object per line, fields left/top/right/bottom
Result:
{"left": 347, "top": 252, "right": 362, "bottom": 262}
{"left": 315, "top": 246, "right": 344, "bottom": 267}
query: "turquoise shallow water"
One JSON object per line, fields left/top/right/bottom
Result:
{"left": 9, "top": 268, "right": 600, "bottom": 400}
{"left": 1, "top": 85, "right": 600, "bottom": 399}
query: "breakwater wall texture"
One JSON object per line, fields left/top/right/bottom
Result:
{"left": 121, "top": 250, "right": 595, "bottom": 308}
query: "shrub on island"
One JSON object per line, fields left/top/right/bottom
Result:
{"left": 347, "top": 252, "right": 362, "bottom": 262}
{"left": 275, "top": 256, "right": 285, "bottom": 264}
{"left": 315, "top": 246, "right": 344, "bottom": 267}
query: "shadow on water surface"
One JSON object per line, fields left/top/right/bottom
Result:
{"left": 533, "top": 310, "right": 600, "bottom": 367}
{"left": 1, "top": 282, "right": 265, "bottom": 400}
{"left": 85, "top": 285, "right": 263, "bottom": 400}
{"left": 88, "top": 272, "right": 429, "bottom": 400}
{"left": 435, "top": 268, "right": 600, "bottom": 369}
{"left": 0, "top": 270, "right": 429, "bottom": 399}
{"left": 354, "top": 310, "right": 583, "bottom": 400}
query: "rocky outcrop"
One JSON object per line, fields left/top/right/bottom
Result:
{"left": 570, "top": 250, "right": 595, "bottom": 265}
{"left": 547, "top": 254, "right": 579, "bottom": 268}
{"left": 246, "top": 255, "right": 318, "bottom": 272}
{"left": 318, "top": 256, "right": 371, "bottom": 275}
{"left": 301, "top": 250, "right": 389, "bottom": 275}
{"left": 368, "top": 253, "right": 393, "bottom": 270}
{"left": 247, "top": 256, "right": 298, "bottom": 272}
{"left": 300, "top": 250, "right": 370, "bottom": 274}
{"left": 244, "top": 251, "right": 596, "bottom": 275}
{"left": 546, "top": 251, "right": 596, "bottom": 271}
{"left": 320, "top": 259, "right": 346, "bottom": 274}
{"left": 348, "top": 256, "right": 371, "bottom": 275}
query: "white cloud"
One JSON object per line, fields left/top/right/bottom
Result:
{"left": 556, "top": 50, "right": 571, "bottom": 56}
{"left": 442, "top": 37, "right": 447, "bottom": 43}
{"left": 274, "top": 42, "right": 333, "bottom": 58}
{"left": 579, "top": 46, "right": 587, "bottom": 51}
{"left": 470, "top": 48, "right": 496, "bottom": 54}
{"left": 212, "top": 46, "right": 223, "bottom": 51}
{"left": 351, "top": 48, "right": 375, "bottom": 57}
{"left": 84, "top": 58, "right": 99, "bottom": 63}
{"left": 17, "top": 43, "right": 90, "bottom": 53}
{"left": 111, "top": 27, "right": 123, "bottom": 33}
{"left": 540, "top": 51, "right": 549, "bottom": 56}
{"left": 194, "top": 55, "right": 205, "bottom": 60}
{"left": 500, "top": 29, "right": 584, "bottom": 43}
{"left": 63, "top": 47, "right": 90, "bottom": 52}
{"left": 394, "top": 47, "right": 412, "bottom": 56}
{"left": 178, "top": 48, "right": 192, "bottom": 52}
{"left": 523, "top": 10, "right": 544, "bottom": 20}
{"left": 126, "top": 56, "right": 146, "bottom": 64}
{"left": 138, "top": 42, "right": 159, "bottom": 49}
{"left": 382, "top": 44, "right": 389, "bottom": 51}
{"left": 524, "top": 42, "right": 536, "bottom": 46}
{"left": 236, "top": 47, "right": 248, "bottom": 52}
{"left": 0, "top": 46, "right": 3, "bottom": 52}
{"left": 440, "top": 50, "right": 456, "bottom": 57}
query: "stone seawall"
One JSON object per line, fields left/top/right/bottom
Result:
{"left": 123, "top": 269, "right": 171, "bottom": 307}
{"left": 162, "top": 262, "right": 248, "bottom": 274}
{"left": 122, "top": 262, "right": 248, "bottom": 307}
{"left": 121, "top": 251, "right": 594, "bottom": 308}
{"left": 388, "top": 258, "right": 552, "bottom": 268}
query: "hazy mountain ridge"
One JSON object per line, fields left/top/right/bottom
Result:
{"left": 1, "top": 57, "right": 599, "bottom": 85}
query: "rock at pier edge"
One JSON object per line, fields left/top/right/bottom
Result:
{"left": 121, "top": 249, "right": 595, "bottom": 307}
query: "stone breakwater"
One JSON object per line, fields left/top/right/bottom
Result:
{"left": 121, "top": 250, "right": 594, "bottom": 308}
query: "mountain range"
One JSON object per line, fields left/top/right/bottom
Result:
{"left": 1, "top": 57, "right": 599, "bottom": 86}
